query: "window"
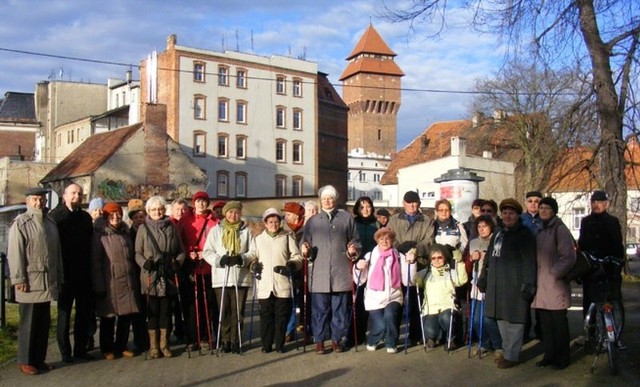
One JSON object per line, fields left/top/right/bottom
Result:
{"left": 217, "top": 134, "right": 229, "bottom": 158}
{"left": 359, "top": 172, "right": 366, "bottom": 182}
{"left": 293, "top": 78, "right": 302, "bottom": 97}
{"left": 218, "top": 66, "right": 229, "bottom": 86}
{"left": 193, "top": 62, "right": 205, "bottom": 82}
{"left": 217, "top": 171, "right": 229, "bottom": 197}
{"left": 276, "top": 107, "right": 286, "bottom": 128}
{"left": 235, "top": 173, "right": 247, "bottom": 197}
{"left": 236, "top": 135, "right": 247, "bottom": 159}
{"left": 373, "top": 191, "right": 383, "bottom": 201}
{"left": 292, "top": 141, "right": 303, "bottom": 164}
{"left": 275, "top": 175, "right": 286, "bottom": 197}
{"left": 218, "top": 99, "right": 229, "bottom": 121}
{"left": 236, "top": 101, "right": 247, "bottom": 124}
{"left": 276, "top": 139, "right": 287, "bottom": 162}
{"left": 292, "top": 176, "right": 303, "bottom": 196}
{"left": 293, "top": 109, "right": 302, "bottom": 130}
{"left": 373, "top": 173, "right": 380, "bottom": 182}
{"left": 276, "top": 76, "right": 286, "bottom": 94}
{"left": 572, "top": 208, "right": 586, "bottom": 230}
{"left": 236, "top": 69, "right": 247, "bottom": 88}
{"left": 193, "top": 131, "right": 206, "bottom": 156}
{"left": 194, "top": 96, "right": 206, "bottom": 119}
{"left": 348, "top": 188, "right": 355, "bottom": 201}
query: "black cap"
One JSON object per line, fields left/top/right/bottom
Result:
{"left": 403, "top": 191, "right": 421, "bottom": 203}
{"left": 525, "top": 191, "right": 542, "bottom": 199}
{"left": 376, "top": 208, "right": 391, "bottom": 217}
{"left": 25, "top": 187, "right": 49, "bottom": 196}
{"left": 590, "top": 190, "right": 608, "bottom": 201}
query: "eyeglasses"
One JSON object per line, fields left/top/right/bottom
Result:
{"left": 527, "top": 199, "right": 540, "bottom": 204}
{"left": 431, "top": 255, "right": 445, "bottom": 260}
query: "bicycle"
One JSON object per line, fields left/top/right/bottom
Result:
{"left": 583, "top": 254, "right": 625, "bottom": 376}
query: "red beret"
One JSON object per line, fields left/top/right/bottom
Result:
{"left": 102, "top": 202, "right": 123, "bottom": 218}
{"left": 212, "top": 200, "right": 226, "bottom": 209}
{"left": 282, "top": 202, "right": 305, "bottom": 218}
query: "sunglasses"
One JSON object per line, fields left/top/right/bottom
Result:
{"left": 431, "top": 255, "right": 445, "bottom": 260}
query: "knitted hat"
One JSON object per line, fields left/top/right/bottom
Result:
{"left": 590, "top": 190, "right": 608, "bottom": 201}
{"left": 102, "top": 202, "right": 123, "bottom": 218}
{"left": 403, "top": 191, "right": 420, "bottom": 203}
{"left": 192, "top": 191, "right": 210, "bottom": 204}
{"left": 539, "top": 197, "right": 558, "bottom": 214}
{"left": 282, "top": 202, "right": 305, "bottom": 218}
{"left": 89, "top": 197, "right": 105, "bottom": 212}
{"left": 318, "top": 185, "right": 338, "bottom": 199}
{"left": 222, "top": 200, "right": 242, "bottom": 215}
{"left": 499, "top": 198, "right": 523, "bottom": 214}
{"left": 262, "top": 207, "right": 281, "bottom": 222}
{"left": 525, "top": 191, "right": 543, "bottom": 199}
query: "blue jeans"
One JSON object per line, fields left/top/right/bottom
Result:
{"left": 424, "top": 309, "right": 457, "bottom": 343}
{"left": 367, "top": 302, "right": 401, "bottom": 348}
{"left": 471, "top": 300, "right": 502, "bottom": 350}
{"left": 311, "top": 292, "right": 349, "bottom": 343}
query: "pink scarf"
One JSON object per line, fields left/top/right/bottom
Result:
{"left": 369, "top": 248, "right": 401, "bottom": 291}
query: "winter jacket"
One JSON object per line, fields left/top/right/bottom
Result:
{"left": 354, "top": 217, "right": 378, "bottom": 258}
{"left": 180, "top": 209, "right": 219, "bottom": 275}
{"left": 91, "top": 222, "right": 140, "bottom": 317}
{"left": 467, "top": 236, "right": 491, "bottom": 301}
{"left": 354, "top": 246, "right": 415, "bottom": 311}
{"left": 578, "top": 211, "right": 624, "bottom": 259}
{"left": 480, "top": 221, "right": 537, "bottom": 324}
{"left": 434, "top": 216, "right": 468, "bottom": 253}
{"left": 48, "top": 203, "right": 93, "bottom": 290}
{"left": 301, "top": 208, "right": 361, "bottom": 293}
{"left": 387, "top": 211, "right": 434, "bottom": 266}
{"left": 531, "top": 216, "right": 576, "bottom": 310}
{"left": 8, "top": 207, "right": 63, "bottom": 303}
{"left": 520, "top": 212, "right": 542, "bottom": 235}
{"left": 254, "top": 230, "right": 303, "bottom": 299}
{"left": 419, "top": 261, "right": 467, "bottom": 316}
{"left": 135, "top": 216, "right": 186, "bottom": 296}
{"left": 202, "top": 221, "right": 257, "bottom": 288}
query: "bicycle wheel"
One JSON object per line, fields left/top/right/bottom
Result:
{"left": 607, "top": 340, "right": 618, "bottom": 375}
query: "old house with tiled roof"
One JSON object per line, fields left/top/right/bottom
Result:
{"left": 0, "top": 91, "right": 39, "bottom": 160}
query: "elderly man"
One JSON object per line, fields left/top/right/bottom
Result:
{"left": 8, "top": 188, "right": 63, "bottom": 375}
{"left": 301, "top": 185, "right": 360, "bottom": 354}
{"left": 49, "top": 183, "right": 95, "bottom": 362}
{"left": 521, "top": 191, "right": 543, "bottom": 235}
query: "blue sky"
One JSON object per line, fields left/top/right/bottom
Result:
{"left": 0, "top": 0, "right": 505, "bottom": 148}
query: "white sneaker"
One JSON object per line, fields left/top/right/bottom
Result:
{"left": 366, "top": 345, "right": 376, "bottom": 352}
{"left": 386, "top": 347, "right": 397, "bottom": 354}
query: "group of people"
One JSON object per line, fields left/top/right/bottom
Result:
{"left": 7, "top": 182, "right": 625, "bottom": 375}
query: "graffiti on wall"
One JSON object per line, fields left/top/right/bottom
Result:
{"left": 96, "top": 179, "right": 199, "bottom": 201}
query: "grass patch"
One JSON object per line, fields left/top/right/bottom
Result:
{"left": 0, "top": 303, "right": 59, "bottom": 364}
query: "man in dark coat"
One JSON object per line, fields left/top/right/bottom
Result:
{"left": 49, "top": 183, "right": 95, "bottom": 362}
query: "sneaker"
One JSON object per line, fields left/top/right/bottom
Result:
{"left": 386, "top": 347, "right": 397, "bottom": 354}
{"left": 366, "top": 344, "right": 377, "bottom": 352}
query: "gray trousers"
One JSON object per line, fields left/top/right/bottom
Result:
{"left": 497, "top": 320, "right": 525, "bottom": 362}
{"left": 18, "top": 302, "right": 51, "bottom": 366}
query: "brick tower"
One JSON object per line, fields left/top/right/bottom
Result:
{"left": 340, "top": 25, "right": 404, "bottom": 157}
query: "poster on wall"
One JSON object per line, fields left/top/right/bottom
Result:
{"left": 440, "top": 180, "right": 478, "bottom": 223}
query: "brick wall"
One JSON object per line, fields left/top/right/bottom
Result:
{"left": 142, "top": 104, "right": 170, "bottom": 186}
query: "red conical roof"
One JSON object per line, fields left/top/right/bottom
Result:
{"left": 340, "top": 24, "right": 404, "bottom": 81}
{"left": 346, "top": 24, "right": 397, "bottom": 60}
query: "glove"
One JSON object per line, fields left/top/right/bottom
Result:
{"left": 143, "top": 259, "right": 155, "bottom": 271}
{"left": 230, "top": 254, "right": 243, "bottom": 267}
{"left": 220, "top": 254, "right": 231, "bottom": 267}
{"left": 274, "top": 265, "right": 290, "bottom": 276}
{"left": 452, "top": 250, "right": 463, "bottom": 263}
{"left": 476, "top": 276, "right": 487, "bottom": 293}
{"left": 397, "top": 241, "right": 417, "bottom": 254}
{"left": 285, "top": 260, "right": 297, "bottom": 272}
{"left": 520, "top": 283, "right": 536, "bottom": 302}
{"left": 250, "top": 261, "right": 264, "bottom": 276}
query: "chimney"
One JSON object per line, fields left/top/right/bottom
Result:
{"left": 451, "top": 137, "right": 466, "bottom": 157}
{"left": 482, "top": 150, "right": 493, "bottom": 159}
{"left": 493, "top": 109, "right": 506, "bottom": 123}
{"left": 142, "top": 103, "right": 170, "bottom": 186}
{"left": 472, "top": 111, "right": 484, "bottom": 128}
{"left": 167, "top": 34, "right": 177, "bottom": 49}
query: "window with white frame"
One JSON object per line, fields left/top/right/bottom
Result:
{"left": 359, "top": 172, "right": 366, "bottom": 182}
{"left": 217, "top": 171, "right": 229, "bottom": 197}
{"left": 275, "top": 175, "right": 286, "bottom": 197}
{"left": 235, "top": 172, "right": 247, "bottom": 197}
{"left": 276, "top": 76, "right": 286, "bottom": 94}
{"left": 293, "top": 109, "right": 302, "bottom": 130}
{"left": 193, "top": 62, "right": 205, "bottom": 82}
{"left": 572, "top": 208, "right": 586, "bottom": 230}
{"left": 373, "top": 191, "right": 382, "bottom": 200}
{"left": 236, "top": 101, "right": 247, "bottom": 124}
{"left": 292, "top": 176, "right": 303, "bottom": 196}
{"left": 218, "top": 99, "right": 229, "bottom": 121}
{"left": 276, "top": 107, "right": 286, "bottom": 128}
{"left": 194, "top": 96, "right": 205, "bottom": 120}
{"left": 236, "top": 135, "right": 247, "bottom": 159}
{"left": 373, "top": 173, "right": 380, "bottom": 182}
{"left": 276, "top": 139, "right": 286, "bottom": 162}
{"left": 293, "top": 78, "right": 302, "bottom": 97}
{"left": 193, "top": 131, "right": 206, "bottom": 156}
{"left": 292, "top": 141, "right": 303, "bottom": 164}
{"left": 236, "top": 69, "right": 247, "bottom": 88}
{"left": 218, "top": 66, "right": 229, "bottom": 86}
{"left": 217, "top": 134, "right": 229, "bottom": 158}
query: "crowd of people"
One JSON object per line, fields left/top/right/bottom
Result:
{"left": 6, "top": 183, "right": 626, "bottom": 375}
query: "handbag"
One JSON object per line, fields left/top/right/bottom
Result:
{"left": 564, "top": 244, "right": 596, "bottom": 283}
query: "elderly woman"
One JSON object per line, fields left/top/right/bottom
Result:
{"left": 355, "top": 228, "right": 414, "bottom": 353}
{"left": 135, "top": 196, "right": 185, "bottom": 359}
{"left": 467, "top": 215, "right": 502, "bottom": 357}
{"left": 304, "top": 201, "right": 318, "bottom": 224}
{"left": 91, "top": 202, "right": 141, "bottom": 360}
{"left": 419, "top": 243, "right": 467, "bottom": 350}
{"left": 532, "top": 197, "right": 576, "bottom": 369}
{"left": 203, "top": 201, "right": 256, "bottom": 354}
{"left": 434, "top": 199, "right": 468, "bottom": 253}
{"left": 479, "top": 199, "right": 536, "bottom": 369}
{"left": 251, "top": 208, "right": 302, "bottom": 353}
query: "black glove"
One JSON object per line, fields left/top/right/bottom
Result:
{"left": 274, "top": 265, "right": 290, "bottom": 276}
{"left": 397, "top": 241, "right": 417, "bottom": 254}
{"left": 220, "top": 254, "right": 231, "bottom": 267}
{"left": 285, "top": 260, "right": 297, "bottom": 272}
{"left": 476, "top": 276, "right": 487, "bottom": 293}
{"left": 521, "top": 283, "right": 536, "bottom": 302}
{"left": 230, "top": 254, "right": 243, "bottom": 267}
{"left": 250, "top": 261, "right": 264, "bottom": 275}
{"left": 143, "top": 259, "right": 155, "bottom": 271}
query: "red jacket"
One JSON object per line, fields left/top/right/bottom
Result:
{"left": 180, "top": 209, "right": 218, "bottom": 275}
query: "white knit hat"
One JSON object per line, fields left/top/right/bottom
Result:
{"left": 318, "top": 185, "right": 338, "bottom": 199}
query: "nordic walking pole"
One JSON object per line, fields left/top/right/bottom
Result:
{"left": 173, "top": 271, "right": 188, "bottom": 357}
{"left": 193, "top": 270, "right": 202, "bottom": 356}
{"left": 199, "top": 272, "right": 214, "bottom": 355}
{"left": 415, "top": 277, "right": 427, "bottom": 352}
{"left": 249, "top": 272, "right": 257, "bottom": 345}
{"left": 286, "top": 268, "right": 299, "bottom": 350}
{"left": 478, "top": 299, "right": 485, "bottom": 359}
{"left": 233, "top": 266, "right": 243, "bottom": 355}
{"left": 349, "top": 256, "right": 359, "bottom": 352}
{"left": 447, "top": 304, "right": 455, "bottom": 353}
{"left": 468, "top": 261, "right": 478, "bottom": 358}
{"left": 302, "top": 251, "right": 309, "bottom": 353}
{"left": 216, "top": 264, "right": 230, "bottom": 357}
{"left": 404, "top": 266, "right": 411, "bottom": 354}
{"left": 145, "top": 272, "right": 151, "bottom": 361}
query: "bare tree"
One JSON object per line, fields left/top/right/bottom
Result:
{"left": 381, "top": 0, "right": 640, "bottom": 232}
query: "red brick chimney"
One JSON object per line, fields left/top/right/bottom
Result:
{"left": 142, "top": 103, "right": 170, "bottom": 186}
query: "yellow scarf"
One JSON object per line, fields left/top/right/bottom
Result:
{"left": 221, "top": 219, "right": 242, "bottom": 254}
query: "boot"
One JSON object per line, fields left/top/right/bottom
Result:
{"left": 148, "top": 330, "right": 159, "bottom": 359}
{"left": 160, "top": 329, "right": 172, "bottom": 358}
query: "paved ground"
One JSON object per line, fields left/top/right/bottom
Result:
{"left": 1, "top": 264, "right": 639, "bottom": 386}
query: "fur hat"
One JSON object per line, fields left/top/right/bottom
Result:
{"left": 499, "top": 198, "right": 523, "bottom": 214}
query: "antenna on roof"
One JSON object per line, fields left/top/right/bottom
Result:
{"left": 236, "top": 29, "right": 239, "bottom": 52}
